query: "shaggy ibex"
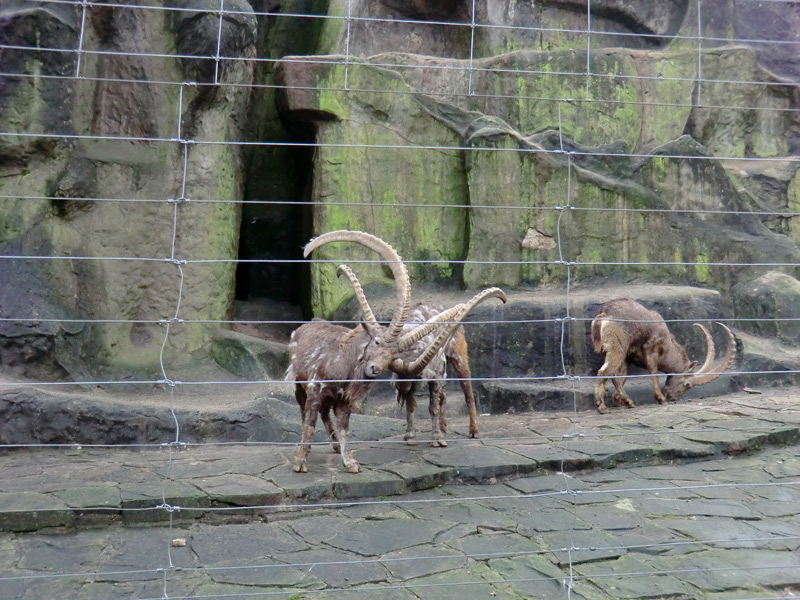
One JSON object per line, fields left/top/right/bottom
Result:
{"left": 287, "top": 230, "right": 506, "bottom": 473}
{"left": 332, "top": 269, "right": 484, "bottom": 446}
{"left": 591, "top": 298, "right": 736, "bottom": 413}
{"left": 391, "top": 302, "right": 479, "bottom": 447}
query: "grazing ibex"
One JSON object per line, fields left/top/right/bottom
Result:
{"left": 591, "top": 298, "right": 736, "bottom": 413}
{"left": 287, "top": 230, "right": 506, "bottom": 473}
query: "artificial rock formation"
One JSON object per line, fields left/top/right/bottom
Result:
{"left": 1, "top": 0, "right": 799, "bottom": 397}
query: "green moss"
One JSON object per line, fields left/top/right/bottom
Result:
{"left": 316, "top": 1, "right": 347, "bottom": 54}
{"left": 695, "top": 252, "right": 709, "bottom": 283}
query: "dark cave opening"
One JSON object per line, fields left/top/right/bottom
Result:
{"left": 234, "top": 129, "right": 315, "bottom": 328}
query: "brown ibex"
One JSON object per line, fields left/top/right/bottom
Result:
{"left": 287, "top": 231, "right": 506, "bottom": 473}
{"left": 591, "top": 298, "right": 736, "bottom": 413}
{"left": 391, "top": 302, "right": 479, "bottom": 447}
{"left": 331, "top": 270, "right": 483, "bottom": 447}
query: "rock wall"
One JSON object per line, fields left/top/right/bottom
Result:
{"left": 1, "top": 0, "right": 799, "bottom": 390}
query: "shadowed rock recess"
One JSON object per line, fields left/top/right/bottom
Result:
{"left": 1, "top": 0, "right": 799, "bottom": 422}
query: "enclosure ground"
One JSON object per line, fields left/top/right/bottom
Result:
{"left": 1, "top": 388, "right": 800, "bottom": 598}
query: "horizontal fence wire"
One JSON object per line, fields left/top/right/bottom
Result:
{"left": 1, "top": 1, "right": 800, "bottom": 599}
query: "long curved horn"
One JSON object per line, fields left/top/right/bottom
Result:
{"left": 336, "top": 264, "right": 377, "bottom": 323}
{"left": 691, "top": 323, "right": 716, "bottom": 375}
{"left": 305, "top": 230, "right": 410, "bottom": 343}
{"left": 392, "top": 287, "right": 507, "bottom": 375}
{"left": 689, "top": 323, "right": 736, "bottom": 386}
{"left": 396, "top": 304, "right": 464, "bottom": 352}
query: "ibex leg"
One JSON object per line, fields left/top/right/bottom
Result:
{"left": 610, "top": 363, "right": 634, "bottom": 408}
{"left": 595, "top": 349, "right": 626, "bottom": 414}
{"left": 395, "top": 380, "right": 418, "bottom": 445}
{"left": 333, "top": 403, "right": 360, "bottom": 473}
{"left": 293, "top": 386, "right": 320, "bottom": 473}
{"left": 448, "top": 337, "right": 479, "bottom": 438}
{"left": 320, "top": 404, "right": 341, "bottom": 453}
{"left": 644, "top": 357, "right": 666, "bottom": 404}
{"left": 402, "top": 392, "right": 418, "bottom": 445}
{"left": 429, "top": 381, "right": 448, "bottom": 447}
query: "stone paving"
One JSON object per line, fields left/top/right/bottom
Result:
{"left": 1, "top": 390, "right": 800, "bottom": 599}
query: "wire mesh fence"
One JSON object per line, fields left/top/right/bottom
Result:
{"left": 1, "top": 0, "right": 800, "bottom": 598}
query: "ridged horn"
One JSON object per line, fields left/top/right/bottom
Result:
{"left": 689, "top": 323, "right": 736, "bottom": 386}
{"left": 336, "top": 264, "right": 376, "bottom": 323}
{"left": 396, "top": 304, "right": 465, "bottom": 352}
{"left": 392, "top": 287, "right": 507, "bottom": 376}
{"left": 305, "top": 230, "right": 410, "bottom": 343}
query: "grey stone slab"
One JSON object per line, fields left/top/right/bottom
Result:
{"left": 574, "top": 554, "right": 690, "bottom": 598}
{"left": 286, "top": 515, "right": 356, "bottom": 546}
{"left": 747, "top": 498, "right": 800, "bottom": 518}
{"left": 267, "top": 470, "right": 334, "bottom": 502}
{"left": 190, "top": 522, "right": 308, "bottom": 563}
{"left": 119, "top": 481, "right": 208, "bottom": 524}
{"left": 747, "top": 480, "right": 800, "bottom": 501}
{"left": 332, "top": 469, "right": 408, "bottom": 499}
{"left": 171, "top": 446, "right": 287, "bottom": 478}
{"left": 501, "top": 444, "right": 595, "bottom": 472}
{"left": 204, "top": 558, "right": 322, "bottom": 588}
{"left": 423, "top": 445, "right": 539, "bottom": 480}
{"left": 571, "top": 504, "right": 649, "bottom": 531}
{"left": 632, "top": 463, "right": 714, "bottom": 481}
{"left": 486, "top": 555, "right": 571, "bottom": 599}
{"left": 504, "top": 473, "right": 592, "bottom": 495}
{"left": 570, "top": 439, "right": 656, "bottom": 467}
{"left": 381, "top": 462, "right": 453, "bottom": 491}
{"left": 764, "top": 456, "right": 800, "bottom": 478}
{"left": 677, "top": 429, "right": 768, "bottom": 454}
{"left": 0, "top": 492, "right": 71, "bottom": 531}
{"left": 514, "top": 506, "right": 592, "bottom": 535}
{"left": 747, "top": 520, "right": 800, "bottom": 551}
{"left": 452, "top": 531, "right": 545, "bottom": 561}
{"left": 272, "top": 548, "right": 389, "bottom": 587}
{"left": 404, "top": 564, "right": 512, "bottom": 600}
{"left": 326, "top": 517, "right": 450, "bottom": 555}
{"left": 298, "top": 588, "right": 419, "bottom": 600}
{"left": 665, "top": 517, "right": 765, "bottom": 549}
{"left": 650, "top": 549, "right": 800, "bottom": 592}
{"left": 49, "top": 484, "right": 121, "bottom": 509}
{"left": 630, "top": 497, "right": 755, "bottom": 519}
{"left": 610, "top": 526, "right": 691, "bottom": 556}
{"left": 190, "top": 473, "right": 283, "bottom": 506}
{"left": 381, "top": 544, "right": 470, "bottom": 581}
{"left": 541, "top": 529, "right": 627, "bottom": 565}
{"left": 402, "top": 499, "right": 517, "bottom": 533}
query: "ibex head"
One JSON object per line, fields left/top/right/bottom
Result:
{"left": 662, "top": 323, "right": 736, "bottom": 402}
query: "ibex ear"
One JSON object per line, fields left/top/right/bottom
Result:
{"left": 688, "top": 360, "right": 698, "bottom": 372}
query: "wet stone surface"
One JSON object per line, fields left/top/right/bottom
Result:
{"left": 1, "top": 391, "right": 800, "bottom": 598}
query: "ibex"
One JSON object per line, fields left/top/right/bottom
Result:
{"left": 331, "top": 271, "right": 482, "bottom": 447}
{"left": 391, "top": 302, "right": 478, "bottom": 447}
{"left": 591, "top": 298, "right": 736, "bottom": 413}
{"left": 287, "top": 230, "right": 506, "bottom": 473}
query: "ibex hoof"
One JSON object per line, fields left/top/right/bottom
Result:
{"left": 469, "top": 428, "right": 478, "bottom": 439}
{"left": 596, "top": 403, "right": 608, "bottom": 414}
{"left": 432, "top": 439, "right": 448, "bottom": 447}
{"left": 404, "top": 432, "right": 417, "bottom": 446}
{"left": 346, "top": 462, "right": 361, "bottom": 474}
{"left": 293, "top": 461, "right": 307, "bottom": 473}
{"left": 331, "top": 443, "right": 341, "bottom": 454}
